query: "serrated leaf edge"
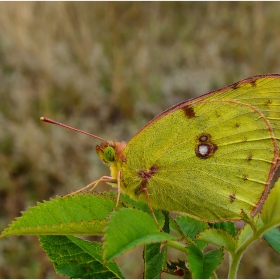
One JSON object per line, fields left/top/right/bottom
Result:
{"left": 195, "top": 228, "right": 237, "bottom": 253}
{"left": 1, "top": 219, "right": 107, "bottom": 237}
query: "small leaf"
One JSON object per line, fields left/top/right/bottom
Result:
{"left": 176, "top": 216, "right": 208, "bottom": 239}
{"left": 1, "top": 193, "right": 119, "bottom": 237}
{"left": 196, "top": 229, "right": 236, "bottom": 253}
{"left": 143, "top": 243, "right": 165, "bottom": 279}
{"left": 39, "top": 235, "right": 124, "bottom": 279}
{"left": 210, "top": 221, "right": 237, "bottom": 237}
{"left": 143, "top": 211, "right": 169, "bottom": 279}
{"left": 175, "top": 215, "right": 208, "bottom": 249}
{"left": 262, "top": 179, "right": 280, "bottom": 226}
{"left": 236, "top": 215, "right": 263, "bottom": 248}
{"left": 236, "top": 223, "right": 253, "bottom": 248}
{"left": 169, "top": 218, "right": 190, "bottom": 240}
{"left": 103, "top": 208, "right": 177, "bottom": 263}
{"left": 187, "top": 243, "right": 223, "bottom": 279}
{"left": 162, "top": 210, "right": 170, "bottom": 234}
{"left": 264, "top": 227, "right": 280, "bottom": 254}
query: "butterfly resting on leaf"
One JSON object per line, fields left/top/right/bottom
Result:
{"left": 41, "top": 74, "right": 280, "bottom": 224}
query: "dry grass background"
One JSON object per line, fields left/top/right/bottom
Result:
{"left": 0, "top": 2, "right": 280, "bottom": 278}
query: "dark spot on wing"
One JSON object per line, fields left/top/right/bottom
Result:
{"left": 250, "top": 79, "right": 257, "bottom": 87}
{"left": 229, "top": 194, "right": 236, "bottom": 203}
{"left": 242, "top": 174, "right": 248, "bottom": 181}
{"left": 137, "top": 165, "right": 159, "bottom": 188}
{"left": 247, "top": 154, "right": 253, "bottom": 162}
{"left": 199, "top": 134, "right": 209, "bottom": 142}
{"left": 195, "top": 133, "right": 218, "bottom": 159}
{"left": 215, "top": 111, "right": 221, "bottom": 118}
{"left": 182, "top": 105, "right": 196, "bottom": 118}
{"left": 149, "top": 165, "right": 159, "bottom": 175}
{"left": 265, "top": 99, "right": 272, "bottom": 107}
{"left": 232, "top": 82, "right": 240, "bottom": 90}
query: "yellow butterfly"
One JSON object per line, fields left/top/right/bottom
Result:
{"left": 41, "top": 74, "right": 280, "bottom": 222}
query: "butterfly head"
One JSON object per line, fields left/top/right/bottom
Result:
{"left": 39, "top": 117, "right": 127, "bottom": 179}
{"left": 96, "top": 141, "right": 127, "bottom": 165}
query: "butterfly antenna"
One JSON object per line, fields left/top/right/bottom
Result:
{"left": 40, "top": 117, "right": 109, "bottom": 144}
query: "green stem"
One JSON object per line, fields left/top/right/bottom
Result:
{"left": 228, "top": 223, "right": 273, "bottom": 278}
{"left": 228, "top": 251, "right": 241, "bottom": 279}
{"left": 166, "top": 240, "right": 188, "bottom": 254}
{"left": 212, "top": 271, "right": 218, "bottom": 279}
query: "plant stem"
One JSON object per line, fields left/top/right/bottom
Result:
{"left": 228, "top": 225, "right": 268, "bottom": 278}
{"left": 166, "top": 240, "right": 188, "bottom": 254}
{"left": 212, "top": 271, "right": 218, "bottom": 279}
{"left": 228, "top": 252, "right": 240, "bottom": 279}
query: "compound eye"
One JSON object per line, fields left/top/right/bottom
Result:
{"left": 104, "top": 146, "right": 115, "bottom": 162}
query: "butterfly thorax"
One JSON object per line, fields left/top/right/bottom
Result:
{"left": 95, "top": 141, "right": 127, "bottom": 181}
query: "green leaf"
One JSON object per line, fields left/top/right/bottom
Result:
{"left": 162, "top": 210, "right": 170, "bottom": 234}
{"left": 143, "top": 243, "right": 165, "bottom": 279}
{"left": 143, "top": 211, "right": 169, "bottom": 279}
{"left": 169, "top": 217, "right": 189, "bottom": 240}
{"left": 175, "top": 215, "right": 208, "bottom": 249}
{"left": 261, "top": 179, "right": 280, "bottom": 226}
{"left": 103, "top": 208, "right": 177, "bottom": 263}
{"left": 236, "top": 215, "right": 262, "bottom": 248}
{"left": 176, "top": 216, "right": 208, "bottom": 239}
{"left": 264, "top": 227, "right": 280, "bottom": 254}
{"left": 118, "top": 193, "right": 164, "bottom": 224}
{"left": 196, "top": 229, "right": 236, "bottom": 253}
{"left": 187, "top": 243, "right": 223, "bottom": 279}
{"left": 1, "top": 193, "right": 119, "bottom": 237}
{"left": 210, "top": 221, "right": 237, "bottom": 237}
{"left": 39, "top": 235, "right": 124, "bottom": 279}
{"left": 236, "top": 223, "right": 253, "bottom": 248}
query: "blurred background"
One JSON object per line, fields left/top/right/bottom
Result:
{"left": 0, "top": 2, "right": 280, "bottom": 278}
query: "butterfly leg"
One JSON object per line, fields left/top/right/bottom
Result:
{"left": 63, "top": 176, "right": 116, "bottom": 197}
{"left": 115, "top": 170, "right": 121, "bottom": 210}
{"left": 139, "top": 187, "right": 163, "bottom": 232}
{"left": 88, "top": 176, "right": 116, "bottom": 192}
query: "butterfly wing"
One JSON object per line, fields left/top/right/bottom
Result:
{"left": 201, "top": 74, "right": 280, "bottom": 156}
{"left": 167, "top": 74, "right": 280, "bottom": 165}
{"left": 119, "top": 100, "right": 277, "bottom": 221}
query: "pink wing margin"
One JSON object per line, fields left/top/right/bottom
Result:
{"left": 143, "top": 73, "right": 280, "bottom": 127}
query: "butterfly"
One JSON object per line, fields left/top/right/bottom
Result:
{"left": 41, "top": 74, "right": 280, "bottom": 222}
